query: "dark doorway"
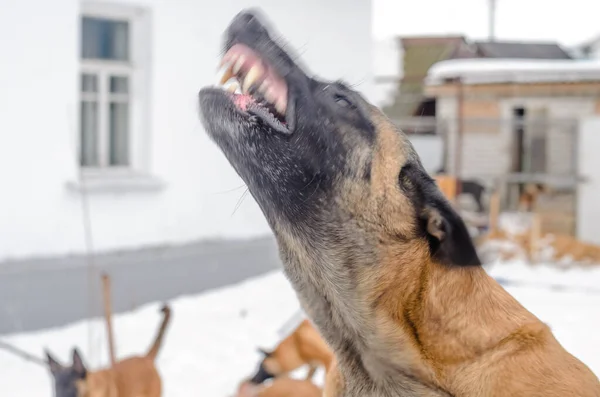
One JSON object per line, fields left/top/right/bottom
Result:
{"left": 512, "top": 107, "right": 526, "bottom": 173}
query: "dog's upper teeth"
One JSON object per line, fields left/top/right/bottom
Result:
{"left": 258, "top": 80, "right": 269, "bottom": 94}
{"left": 233, "top": 55, "right": 246, "bottom": 75}
{"left": 275, "top": 98, "right": 287, "bottom": 115}
{"left": 220, "top": 65, "right": 234, "bottom": 85}
{"left": 264, "top": 86, "right": 275, "bottom": 102}
{"left": 243, "top": 65, "right": 263, "bottom": 92}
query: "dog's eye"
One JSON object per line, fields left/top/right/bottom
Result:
{"left": 334, "top": 94, "right": 354, "bottom": 109}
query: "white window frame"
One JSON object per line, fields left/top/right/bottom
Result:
{"left": 73, "top": 2, "right": 161, "bottom": 191}
{"left": 80, "top": 62, "right": 132, "bottom": 169}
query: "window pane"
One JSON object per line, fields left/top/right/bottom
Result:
{"left": 81, "top": 17, "right": 129, "bottom": 61}
{"left": 110, "top": 76, "right": 128, "bottom": 94}
{"left": 81, "top": 74, "right": 97, "bottom": 92}
{"left": 80, "top": 101, "right": 99, "bottom": 167}
{"left": 109, "top": 102, "right": 129, "bottom": 166}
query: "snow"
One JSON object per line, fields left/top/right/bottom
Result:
{"left": 0, "top": 262, "right": 599, "bottom": 396}
{"left": 425, "top": 58, "right": 600, "bottom": 85}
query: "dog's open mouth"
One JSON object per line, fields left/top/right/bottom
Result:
{"left": 218, "top": 43, "right": 290, "bottom": 134}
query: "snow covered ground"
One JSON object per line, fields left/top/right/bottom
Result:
{"left": 0, "top": 261, "right": 599, "bottom": 396}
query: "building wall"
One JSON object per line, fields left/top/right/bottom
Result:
{"left": 372, "top": 37, "right": 402, "bottom": 108}
{"left": 577, "top": 117, "right": 600, "bottom": 244}
{"left": 0, "top": 0, "right": 373, "bottom": 261}
{"left": 432, "top": 83, "right": 599, "bottom": 179}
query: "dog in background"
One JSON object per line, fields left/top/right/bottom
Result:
{"left": 518, "top": 183, "right": 548, "bottom": 212}
{"left": 249, "top": 319, "right": 334, "bottom": 385}
{"left": 46, "top": 304, "right": 171, "bottom": 397}
{"left": 199, "top": 10, "right": 600, "bottom": 396}
{"left": 436, "top": 167, "right": 487, "bottom": 213}
{"left": 235, "top": 378, "right": 322, "bottom": 397}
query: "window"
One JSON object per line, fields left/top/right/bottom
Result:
{"left": 80, "top": 15, "right": 132, "bottom": 168}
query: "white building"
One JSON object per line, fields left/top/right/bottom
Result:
{"left": 372, "top": 37, "right": 402, "bottom": 108}
{"left": 0, "top": 0, "right": 373, "bottom": 261}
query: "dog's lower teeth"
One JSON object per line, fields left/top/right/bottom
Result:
{"left": 226, "top": 82, "right": 239, "bottom": 93}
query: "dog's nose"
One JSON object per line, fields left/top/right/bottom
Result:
{"left": 228, "top": 9, "right": 267, "bottom": 37}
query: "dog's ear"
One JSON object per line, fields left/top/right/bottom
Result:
{"left": 421, "top": 200, "right": 481, "bottom": 267}
{"left": 256, "top": 347, "right": 271, "bottom": 357}
{"left": 71, "top": 348, "right": 87, "bottom": 378}
{"left": 45, "top": 349, "right": 63, "bottom": 375}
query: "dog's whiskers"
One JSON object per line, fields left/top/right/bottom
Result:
{"left": 232, "top": 187, "right": 250, "bottom": 216}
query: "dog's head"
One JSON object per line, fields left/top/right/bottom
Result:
{"left": 199, "top": 10, "right": 480, "bottom": 274}
{"left": 248, "top": 348, "right": 277, "bottom": 384}
{"left": 46, "top": 348, "right": 87, "bottom": 397}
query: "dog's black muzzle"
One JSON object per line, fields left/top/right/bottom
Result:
{"left": 249, "top": 362, "right": 275, "bottom": 384}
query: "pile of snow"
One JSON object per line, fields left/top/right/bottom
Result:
{"left": 0, "top": 262, "right": 598, "bottom": 396}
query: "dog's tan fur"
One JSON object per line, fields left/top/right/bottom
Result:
{"left": 260, "top": 319, "right": 334, "bottom": 378}
{"left": 235, "top": 378, "right": 322, "bottom": 397}
{"left": 302, "top": 113, "right": 600, "bottom": 396}
{"left": 77, "top": 305, "right": 171, "bottom": 397}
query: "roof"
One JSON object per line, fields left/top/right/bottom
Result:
{"left": 425, "top": 58, "right": 600, "bottom": 85}
{"left": 383, "top": 36, "right": 478, "bottom": 118}
{"left": 580, "top": 34, "right": 600, "bottom": 52}
{"left": 474, "top": 41, "right": 572, "bottom": 60}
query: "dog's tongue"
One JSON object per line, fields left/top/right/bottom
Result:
{"left": 233, "top": 94, "right": 255, "bottom": 111}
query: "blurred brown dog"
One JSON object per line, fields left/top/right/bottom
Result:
{"left": 235, "top": 378, "right": 322, "bottom": 397}
{"left": 47, "top": 304, "right": 171, "bottom": 397}
{"left": 518, "top": 183, "right": 548, "bottom": 212}
{"left": 249, "top": 319, "right": 334, "bottom": 384}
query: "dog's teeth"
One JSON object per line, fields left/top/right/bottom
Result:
{"left": 220, "top": 66, "right": 234, "bottom": 85}
{"left": 275, "top": 98, "right": 287, "bottom": 115}
{"left": 264, "top": 87, "right": 277, "bottom": 104}
{"left": 226, "top": 82, "right": 239, "bottom": 93}
{"left": 243, "top": 65, "right": 263, "bottom": 93}
{"left": 233, "top": 55, "right": 246, "bottom": 74}
{"left": 258, "top": 80, "right": 269, "bottom": 94}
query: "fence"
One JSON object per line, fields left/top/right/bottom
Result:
{"left": 394, "top": 116, "right": 581, "bottom": 236}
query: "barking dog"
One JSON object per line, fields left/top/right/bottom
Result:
{"left": 46, "top": 305, "right": 171, "bottom": 397}
{"left": 199, "top": 10, "right": 600, "bottom": 397}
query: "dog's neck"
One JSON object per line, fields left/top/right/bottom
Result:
{"left": 282, "top": 239, "right": 541, "bottom": 395}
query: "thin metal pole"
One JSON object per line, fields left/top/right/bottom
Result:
{"left": 489, "top": 0, "right": 497, "bottom": 41}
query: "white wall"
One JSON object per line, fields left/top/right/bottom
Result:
{"left": 408, "top": 135, "right": 443, "bottom": 174}
{"left": 577, "top": 117, "right": 600, "bottom": 245}
{"left": 372, "top": 37, "right": 402, "bottom": 107}
{"left": 0, "top": 0, "right": 373, "bottom": 261}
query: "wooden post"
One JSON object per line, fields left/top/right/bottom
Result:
{"left": 101, "top": 273, "right": 117, "bottom": 367}
{"left": 529, "top": 213, "right": 542, "bottom": 263}
{"left": 454, "top": 77, "right": 464, "bottom": 194}
{"left": 488, "top": 191, "right": 500, "bottom": 234}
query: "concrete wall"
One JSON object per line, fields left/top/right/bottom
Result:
{"left": 0, "top": 0, "right": 372, "bottom": 261}
{"left": 408, "top": 135, "right": 443, "bottom": 175}
{"left": 436, "top": 94, "right": 596, "bottom": 178}
{"left": 577, "top": 117, "right": 600, "bottom": 244}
